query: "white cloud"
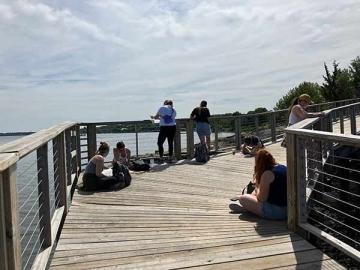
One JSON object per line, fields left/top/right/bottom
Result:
{"left": 0, "top": 0, "right": 360, "bottom": 131}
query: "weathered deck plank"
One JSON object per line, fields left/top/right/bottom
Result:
{"left": 50, "top": 142, "right": 345, "bottom": 269}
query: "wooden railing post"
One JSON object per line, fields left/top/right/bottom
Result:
{"left": 174, "top": 122, "right": 181, "bottom": 160}
{"left": 286, "top": 133, "right": 298, "bottom": 232}
{"left": 0, "top": 172, "right": 8, "bottom": 270}
{"left": 54, "top": 133, "right": 67, "bottom": 212}
{"left": 186, "top": 120, "right": 194, "bottom": 159}
{"left": 75, "top": 125, "right": 81, "bottom": 177}
{"left": 1, "top": 164, "right": 21, "bottom": 270}
{"left": 350, "top": 105, "right": 356, "bottom": 135}
{"left": 235, "top": 118, "right": 242, "bottom": 150}
{"left": 255, "top": 115, "right": 259, "bottom": 137}
{"left": 87, "top": 124, "right": 97, "bottom": 160}
{"left": 297, "top": 138, "right": 307, "bottom": 224}
{"left": 135, "top": 124, "right": 139, "bottom": 158}
{"left": 37, "top": 144, "right": 52, "bottom": 248}
{"left": 65, "top": 129, "right": 72, "bottom": 186}
{"left": 339, "top": 110, "right": 345, "bottom": 134}
{"left": 214, "top": 125, "right": 219, "bottom": 151}
{"left": 271, "top": 112, "right": 277, "bottom": 142}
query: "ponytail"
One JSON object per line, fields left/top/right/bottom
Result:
{"left": 289, "top": 97, "right": 299, "bottom": 112}
{"left": 96, "top": 141, "right": 109, "bottom": 155}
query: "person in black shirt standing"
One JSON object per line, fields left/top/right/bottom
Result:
{"left": 190, "top": 100, "right": 211, "bottom": 150}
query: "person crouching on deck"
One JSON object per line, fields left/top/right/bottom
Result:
{"left": 113, "top": 141, "right": 131, "bottom": 166}
{"left": 232, "top": 149, "right": 287, "bottom": 220}
{"left": 83, "top": 142, "right": 121, "bottom": 191}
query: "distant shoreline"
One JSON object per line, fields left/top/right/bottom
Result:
{"left": 0, "top": 132, "right": 34, "bottom": 136}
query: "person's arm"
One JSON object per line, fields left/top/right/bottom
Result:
{"left": 293, "top": 105, "right": 323, "bottom": 120}
{"left": 113, "top": 148, "right": 119, "bottom": 162}
{"left": 151, "top": 107, "right": 161, "bottom": 120}
{"left": 151, "top": 112, "right": 160, "bottom": 119}
{"left": 94, "top": 156, "right": 106, "bottom": 177}
{"left": 190, "top": 108, "right": 196, "bottom": 120}
{"left": 126, "top": 148, "right": 131, "bottom": 164}
{"left": 256, "top": 170, "right": 275, "bottom": 202}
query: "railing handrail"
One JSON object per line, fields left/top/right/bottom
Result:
{"left": 0, "top": 122, "right": 77, "bottom": 171}
{"left": 288, "top": 101, "right": 360, "bottom": 131}
{"left": 79, "top": 98, "right": 360, "bottom": 125}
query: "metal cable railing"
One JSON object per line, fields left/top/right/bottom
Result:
{"left": 287, "top": 102, "right": 360, "bottom": 261}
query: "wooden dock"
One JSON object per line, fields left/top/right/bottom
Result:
{"left": 49, "top": 143, "right": 344, "bottom": 269}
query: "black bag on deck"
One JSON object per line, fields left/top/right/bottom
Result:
{"left": 129, "top": 160, "right": 150, "bottom": 171}
{"left": 194, "top": 143, "right": 210, "bottom": 163}
{"left": 112, "top": 162, "right": 132, "bottom": 187}
{"left": 242, "top": 181, "right": 256, "bottom": 195}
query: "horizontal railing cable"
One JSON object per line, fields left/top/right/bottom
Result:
{"left": 19, "top": 192, "right": 43, "bottom": 227}
{"left": 19, "top": 179, "right": 43, "bottom": 211}
{"left": 307, "top": 216, "right": 360, "bottom": 247}
{"left": 307, "top": 206, "right": 360, "bottom": 236}
{"left": 17, "top": 157, "right": 41, "bottom": 179}
{"left": 306, "top": 185, "right": 360, "bottom": 210}
{"left": 18, "top": 168, "right": 42, "bottom": 195}
{"left": 306, "top": 195, "right": 360, "bottom": 222}
{"left": 307, "top": 167, "right": 360, "bottom": 189}
{"left": 306, "top": 170, "right": 360, "bottom": 192}
{"left": 22, "top": 230, "right": 44, "bottom": 270}
{"left": 20, "top": 206, "right": 43, "bottom": 244}
{"left": 307, "top": 149, "right": 360, "bottom": 163}
{"left": 307, "top": 157, "right": 360, "bottom": 176}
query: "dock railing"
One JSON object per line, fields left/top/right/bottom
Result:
{"left": 1, "top": 97, "right": 360, "bottom": 270}
{"left": 286, "top": 101, "right": 360, "bottom": 262}
{"left": 0, "top": 122, "right": 80, "bottom": 270}
{"left": 80, "top": 98, "right": 360, "bottom": 165}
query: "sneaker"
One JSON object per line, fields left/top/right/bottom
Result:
{"left": 230, "top": 196, "right": 240, "bottom": 201}
{"left": 167, "top": 157, "right": 177, "bottom": 163}
{"left": 229, "top": 203, "right": 246, "bottom": 213}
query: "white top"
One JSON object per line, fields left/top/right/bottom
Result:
{"left": 288, "top": 105, "right": 305, "bottom": 125}
{"left": 157, "top": 105, "right": 176, "bottom": 126}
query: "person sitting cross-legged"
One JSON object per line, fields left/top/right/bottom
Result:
{"left": 230, "top": 149, "right": 287, "bottom": 220}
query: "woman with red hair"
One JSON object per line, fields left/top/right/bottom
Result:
{"left": 232, "top": 149, "right": 287, "bottom": 220}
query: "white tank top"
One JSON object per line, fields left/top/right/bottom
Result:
{"left": 288, "top": 106, "right": 303, "bottom": 125}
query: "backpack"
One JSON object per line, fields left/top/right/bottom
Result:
{"left": 163, "top": 108, "right": 174, "bottom": 124}
{"left": 112, "top": 162, "right": 132, "bottom": 187}
{"left": 129, "top": 160, "right": 150, "bottom": 171}
{"left": 194, "top": 143, "right": 210, "bottom": 163}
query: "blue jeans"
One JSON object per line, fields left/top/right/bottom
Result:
{"left": 262, "top": 202, "right": 287, "bottom": 220}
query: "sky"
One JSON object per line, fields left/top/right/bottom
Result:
{"left": 0, "top": 0, "right": 359, "bottom": 132}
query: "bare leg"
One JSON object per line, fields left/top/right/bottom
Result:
{"left": 205, "top": 135, "right": 211, "bottom": 150}
{"left": 239, "top": 194, "right": 263, "bottom": 217}
{"left": 199, "top": 135, "right": 206, "bottom": 145}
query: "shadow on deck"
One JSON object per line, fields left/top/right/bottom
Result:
{"left": 49, "top": 142, "right": 344, "bottom": 269}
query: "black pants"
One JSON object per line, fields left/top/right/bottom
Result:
{"left": 157, "top": 125, "right": 176, "bottom": 157}
{"left": 83, "top": 173, "right": 119, "bottom": 191}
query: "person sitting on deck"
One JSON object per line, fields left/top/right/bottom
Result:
{"left": 241, "top": 135, "right": 264, "bottom": 156}
{"left": 113, "top": 141, "right": 131, "bottom": 166}
{"left": 83, "top": 142, "right": 122, "bottom": 191}
{"left": 231, "top": 149, "right": 287, "bottom": 220}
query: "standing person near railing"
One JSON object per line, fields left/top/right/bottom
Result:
{"left": 282, "top": 94, "right": 324, "bottom": 147}
{"left": 83, "top": 142, "right": 122, "bottom": 191}
{"left": 288, "top": 94, "right": 324, "bottom": 125}
{"left": 151, "top": 100, "right": 177, "bottom": 163}
{"left": 190, "top": 100, "right": 211, "bottom": 150}
{"left": 230, "top": 149, "right": 287, "bottom": 220}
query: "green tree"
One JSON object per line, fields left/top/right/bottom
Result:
{"left": 321, "top": 61, "right": 354, "bottom": 101}
{"left": 275, "top": 82, "right": 324, "bottom": 110}
{"left": 349, "top": 56, "right": 360, "bottom": 97}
